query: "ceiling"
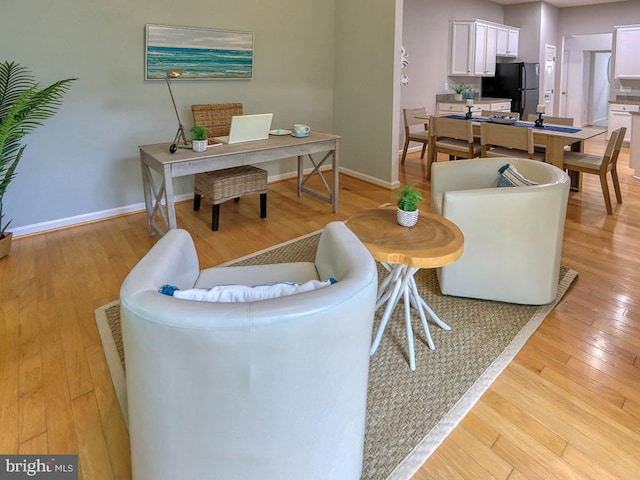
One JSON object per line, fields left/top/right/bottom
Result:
{"left": 491, "top": 0, "right": 626, "bottom": 8}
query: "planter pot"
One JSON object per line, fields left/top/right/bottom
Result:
{"left": 192, "top": 139, "right": 208, "bottom": 152}
{"left": 453, "top": 93, "right": 463, "bottom": 101}
{"left": 0, "top": 232, "right": 13, "bottom": 259}
{"left": 397, "top": 208, "right": 419, "bottom": 227}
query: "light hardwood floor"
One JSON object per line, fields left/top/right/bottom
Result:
{"left": 2, "top": 135, "right": 639, "bottom": 479}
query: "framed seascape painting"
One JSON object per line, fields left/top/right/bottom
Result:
{"left": 145, "top": 24, "right": 254, "bottom": 80}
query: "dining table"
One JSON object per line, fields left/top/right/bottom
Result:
{"left": 425, "top": 114, "right": 606, "bottom": 189}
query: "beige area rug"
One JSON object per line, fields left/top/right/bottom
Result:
{"left": 95, "top": 231, "right": 577, "bottom": 480}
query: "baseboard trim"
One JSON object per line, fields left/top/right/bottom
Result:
{"left": 11, "top": 165, "right": 375, "bottom": 238}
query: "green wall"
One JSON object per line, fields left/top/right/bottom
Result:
{"left": 2, "top": 0, "right": 345, "bottom": 233}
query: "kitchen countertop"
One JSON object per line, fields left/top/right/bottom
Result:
{"left": 436, "top": 94, "right": 511, "bottom": 104}
{"left": 610, "top": 96, "right": 640, "bottom": 105}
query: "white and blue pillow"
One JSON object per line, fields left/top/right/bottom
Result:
{"left": 497, "top": 163, "right": 538, "bottom": 187}
{"left": 159, "top": 278, "right": 336, "bottom": 303}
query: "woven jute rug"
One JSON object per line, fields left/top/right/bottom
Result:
{"left": 95, "top": 230, "right": 577, "bottom": 480}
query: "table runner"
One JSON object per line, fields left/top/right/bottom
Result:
{"left": 443, "top": 114, "right": 580, "bottom": 133}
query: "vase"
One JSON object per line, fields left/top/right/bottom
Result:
{"left": 192, "top": 140, "right": 208, "bottom": 152}
{"left": 0, "top": 232, "right": 13, "bottom": 259}
{"left": 397, "top": 208, "right": 419, "bottom": 227}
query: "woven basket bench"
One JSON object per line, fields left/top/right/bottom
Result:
{"left": 193, "top": 165, "right": 268, "bottom": 231}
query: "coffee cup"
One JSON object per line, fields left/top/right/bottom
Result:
{"left": 292, "top": 124, "right": 311, "bottom": 137}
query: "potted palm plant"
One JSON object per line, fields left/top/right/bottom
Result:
{"left": 393, "top": 183, "right": 423, "bottom": 227}
{"left": 0, "top": 61, "right": 76, "bottom": 259}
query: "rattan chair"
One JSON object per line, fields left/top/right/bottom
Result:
{"left": 191, "top": 103, "right": 268, "bottom": 231}
{"left": 401, "top": 107, "right": 429, "bottom": 164}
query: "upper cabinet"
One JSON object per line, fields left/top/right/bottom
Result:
{"left": 449, "top": 20, "right": 519, "bottom": 77}
{"left": 496, "top": 26, "right": 519, "bottom": 57}
{"left": 474, "top": 22, "right": 497, "bottom": 76}
{"left": 615, "top": 25, "right": 640, "bottom": 79}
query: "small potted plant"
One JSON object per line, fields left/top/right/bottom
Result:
{"left": 190, "top": 125, "right": 208, "bottom": 152}
{"left": 451, "top": 83, "right": 470, "bottom": 101}
{"left": 392, "top": 183, "right": 423, "bottom": 227}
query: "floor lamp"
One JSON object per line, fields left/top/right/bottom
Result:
{"left": 165, "top": 69, "right": 188, "bottom": 154}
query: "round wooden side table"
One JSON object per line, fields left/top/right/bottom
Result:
{"left": 347, "top": 206, "right": 464, "bottom": 370}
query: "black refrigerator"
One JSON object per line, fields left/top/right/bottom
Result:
{"left": 481, "top": 62, "right": 540, "bottom": 118}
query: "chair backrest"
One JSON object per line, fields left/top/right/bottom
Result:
{"left": 431, "top": 116, "right": 473, "bottom": 142}
{"left": 120, "top": 222, "right": 378, "bottom": 480}
{"left": 403, "top": 107, "right": 428, "bottom": 133}
{"left": 526, "top": 114, "right": 574, "bottom": 126}
{"left": 192, "top": 103, "right": 244, "bottom": 138}
{"left": 481, "top": 109, "right": 520, "bottom": 119}
{"left": 480, "top": 122, "right": 534, "bottom": 158}
{"left": 601, "top": 127, "right": 626, "bottom": 174}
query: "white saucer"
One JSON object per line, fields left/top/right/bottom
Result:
{"left": 270, "top": 129, "right": 292, "bottom": 136}
{"left": 291, "top": 133, "right": 310, "bottom": 138}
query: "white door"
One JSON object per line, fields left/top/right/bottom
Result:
{"left": 543, "top": 44, "right": 556, "bottom": 116}
{"left": 560, "top": 49, "right": 569, "bottom": 117}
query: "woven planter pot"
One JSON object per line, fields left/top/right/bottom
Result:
{"left": 0, "top": 232, "right": 13, "bottom": 259}
{"left": 397, "top": 208, "right": 419, "bottom": 227}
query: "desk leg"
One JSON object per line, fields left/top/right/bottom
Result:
{"left": 140, "top": 155, "right": 170, "bottom": 236}
{"left": 297, "top": 155, "right": 303, "bottom": 198}
{"left": 297, "top": 148, "right": 339, "bottom": 212}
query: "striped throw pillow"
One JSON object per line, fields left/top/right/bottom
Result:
{"left": 497, "top": 164, "right": 539, "bottom": 187}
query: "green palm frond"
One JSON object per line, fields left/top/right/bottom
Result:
{"left": 0, "top": 61, "right": 76, "bottom": 234}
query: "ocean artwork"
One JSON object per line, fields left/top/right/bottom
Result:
{"left": 145, "top": 25, "right": 253, "bottom": 80}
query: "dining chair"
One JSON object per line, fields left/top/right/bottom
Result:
{"left": 525, "top": 114, "right": 574, "bottom": 126}
{"left": 481, "top": 109, "right": 520, "bottom": 119}
{"left": 562, "top": 127, "right": 626, "bottom": 215}
{"left": 429, "top": 116, "right": 481, "bottom": 163}
{"left": 480, "top": 122, "right": 544, "bottom": 160}
{"left": 192, "top": 103, "right": 268, "bottom": 231}
{"left": 525, "top": 114, "right": 576, "bottom": 154}
{"left": 401, "top": 107, "right": 429, "bottom": 164}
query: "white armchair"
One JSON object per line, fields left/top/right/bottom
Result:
{"left": 120, "top": 222, "right": 378, "bottom": 480}
{"left": 430, "top": 158, "right": 570, "bottom": 305}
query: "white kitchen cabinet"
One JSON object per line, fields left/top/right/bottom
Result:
{"left": 450, "top": 20, "right": 517, "bottom": 77}
{"left": 496, "top": 26, "right": 519, "bottom": 57}
{"left": 449, "top": 21, "right": 474, "bottom": 76}
{"left": 449, "top": 21, "right": 496, "bottom": 77}
{"left": 608, "top": 103, "right": 639, "bottom": 143}
{"left": 474, "top": 22, "right": 497, "bottom": 76}
{"left": 614, "top": 26, "right": 640, "bottom": 79}
{"left": 490, "top": 101, "right": 512, "bottom": 112}
{"left": 437, "top": 103, "right": 482, "bottom": 115}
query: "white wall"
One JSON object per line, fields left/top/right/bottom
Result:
{"left": 558, "top": 2, "right": 640, "bottom": 106}
{"left": 2, "top": 0, "right": 339, "bottom": 233}
{"left": 400, "top": 0, "right": 504, "bottom": 120}
{"left": 564, "top": 34, "right": 612, "bottom": 125}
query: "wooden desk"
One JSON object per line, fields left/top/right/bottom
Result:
{"left": 139, "top": 131, "right": 340, "bottom": 236}
{"left": 426, "top": 116, "right": 605, "bottom": 183}
{"left": 347, "top": 207, "right": 464, "bottom": 370}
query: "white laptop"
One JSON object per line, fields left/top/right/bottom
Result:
{"left": 213, "top": 113, "right": 273, "bottom": 144}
